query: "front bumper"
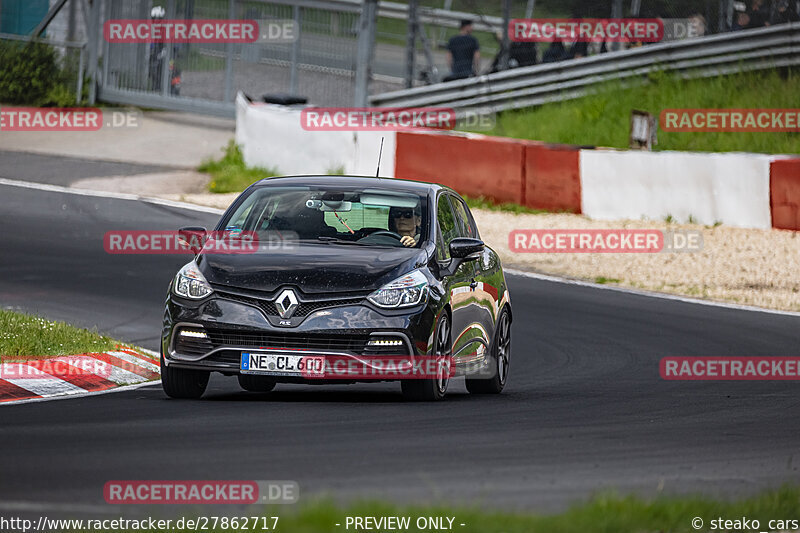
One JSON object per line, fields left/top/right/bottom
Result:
{"left": 161, "top": 292, "right": 435, "bottom": 380}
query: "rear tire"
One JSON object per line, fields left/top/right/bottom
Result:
{"left": 238, "top": 374, "right": 277, "bottom": 393}
{"left": 161, "top": 355, "right": 209, "bottom": 399}
{"left": 466, "top": 308, "right": 511, "bottom": 395}
{"left": 401, "top": 313, "right": 451, "bottom": 401}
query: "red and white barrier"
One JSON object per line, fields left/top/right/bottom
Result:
{"left": 0, "top": 349, "right": 160, "bottom": 404}
{"left": 770, "top": 157, "right": 800, "bottom": 230}
{"left": 235, "top": 95, "right": 800, "bottom": 230}
{"left": 395, "top": 131, "right": 526, "bottom": 204}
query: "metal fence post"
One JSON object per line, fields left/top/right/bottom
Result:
{"left": 87, "top": 0, "right": 101, "bottom": 104}
{"left": 161, "top": 0, "right": 176, "bottom": 97}
{"left": 77, "top": 45, "right": 85, "bottom": 104}
{"left": 610, "top": 0, "right": 624, "bottom": 52}
{"left": 354, "top": 0, "right": 378, "bottom": 107}
{"left": 726, "top": 0, "right": 735, "bottom": 29}
{"left": 223, "top": 0, "right": 235, "bottom": 102}
{"left": 289, "top": 5, "right": 302, "bottom": 95}
{"left": 499, "top": 0, "right": 511, "bottom": 71}
{"left": 525, "top": 0, "right": 536, "bottom": 19}
{"left": 102, "top": 0, "right": 111, "bottom": 89}
{"left": 405, "top": 0, "right": 418, "bottom": 89}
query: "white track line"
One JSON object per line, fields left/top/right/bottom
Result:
{"left": 0, "top": 500, "right": 120, "bottom": 514}
{"left": 506, "top": 268, "right": 800, "bottom": 318}
{"left": 2, "top": 176, "right": 796, "bottom": 318}
{"left": 0, "top": 177, "right": 225, "bottom": 215}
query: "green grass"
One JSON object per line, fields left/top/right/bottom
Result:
{"left": 291, "top": 488, "right": 800, "bottom": 533}
{"left": 199, "top": 141, "right": 279, "bottom": 194}
{"left": 84, "top": 486, "right": 800, "bottom": 533}
{"left": 479, "top": 69, "right": 800, "bottom": 155}
{"left": 464, "top": 195, "right": 549, "bottom": 215}
{"left": 197, "top": 146, "right": 543, "bottom": 215}
{"left": 595, "top": 276, "right": 622, "bottom": 285}
{"left": 0, "top": 309, "right": 121, "bottom": 359}
{"left": 325, "top": 164, "right": 347, "bottom": 175}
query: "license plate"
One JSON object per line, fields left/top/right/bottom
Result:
{"left": 240, "top": 352, "right": 324, "bottom": 377}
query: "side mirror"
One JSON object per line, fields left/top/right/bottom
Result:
{"left": 450, "top": 238, "right": 484, "bottom": 260}
{"left": 439, "top": 238, "right": 485, "bottom": 277}
{"left": 178, "top": 226, "right": 207, "bottom": 255}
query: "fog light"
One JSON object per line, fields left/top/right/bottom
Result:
{"left": 367, "top": 338, "right": 404, "bottom": 347}
{"left": 179, "top": 329, "right": 208, "bottom": 339}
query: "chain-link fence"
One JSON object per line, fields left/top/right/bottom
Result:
{"left": 102, "top": 0, "right": 402, "bottom": 108}
{"left": 393, "top": 0, "right": 800, "bottom": 87}
{"left": 6, "top": 0, "right": 795, "bottom": 114}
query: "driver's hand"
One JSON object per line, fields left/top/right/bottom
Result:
{"left": 400, "top": 236, "right": 416, "bottom": 247}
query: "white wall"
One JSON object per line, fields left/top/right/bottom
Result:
{"left": 580, "top": 149, "right": 773, "bottom": 229}
{"left": 235, "top": 94, "right": 396, "bottom": 177}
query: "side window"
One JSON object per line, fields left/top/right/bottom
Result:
{"left": 450, "top": 196, "right": 478, "bottom": 238}
{"left": 436, "top": 194, "right": 458, "bottom": 261}
{"left": 226, "top": 204, "right": 252, "bottom": 230}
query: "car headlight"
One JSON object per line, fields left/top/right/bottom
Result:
{"left": 368, "top": 269, "right": 428, "bottom": 308}
{"left": 172, "top": 260, "right": 213, "bottom": 299}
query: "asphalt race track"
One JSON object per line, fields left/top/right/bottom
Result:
{"left": 1, "top": 168, "right": 800, "bottom": 514}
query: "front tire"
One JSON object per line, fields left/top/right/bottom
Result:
{"left": 161, "top": 355, "right": 209, "bottom": 399}
{"left": 238, "top": 374, "right": 276, "bottom": 393}
{"left": 401, "top": 313, "right": 451, "bottom": 401}
{"left": 466, "top": 308, "right": 510, "bottom": 394}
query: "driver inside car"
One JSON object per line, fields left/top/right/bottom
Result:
{"left": 388, "top": 206, "right": 422, "bottom": 248}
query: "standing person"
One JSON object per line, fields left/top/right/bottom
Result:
{"left": 542, "top": 40, "right": 568, "bottom": 63}
{"left": 772, "top": 0, "right": 800, "bottom": 24}
{"left": 732, "top": 3, "right": 751, "bottom": 30}
{"left": 444, "top": 19, "right": 480, "bottom": 82}
{"left": 746, "top": 0, "right": 770, "bottom": 27}
{"left": 489, "top": 31, "right": 537, "bottom": 73}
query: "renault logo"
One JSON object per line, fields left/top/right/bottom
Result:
{"left": 275, "top": 289, "right": 299, "bottom": 319}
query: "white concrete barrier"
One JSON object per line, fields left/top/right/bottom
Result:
{"left": 234, "top": 94, "right": 396, "bottom": 177}
{"left": 580, "top": 149, "right": 773, "bottom": 229}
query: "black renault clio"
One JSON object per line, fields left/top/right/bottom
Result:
{"left": 161, "top": 176, "right": 512, "bottom": 401}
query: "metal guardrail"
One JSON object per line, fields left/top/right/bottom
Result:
{"left": 370, "top": 23, "right": 800, "bottom": 112}
{"left": 259, "top": 0, "right": 503, "bottom": 31}
{"left": 372, "top": 1, "right": 503, "bottom": 32}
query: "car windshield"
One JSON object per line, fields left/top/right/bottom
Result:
{"left": 220, "top": 185, "right": 428, "bottom": 248}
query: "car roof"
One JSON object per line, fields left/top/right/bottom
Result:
{"left": 253, "top": 175, "right": 450, "bottom": 195}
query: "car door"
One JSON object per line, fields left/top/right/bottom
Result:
{"left": 435, "top": 193, "right": 475, "bottom": 363}
{"left": 447, "top": 194, "right": 495, "bottom": 366}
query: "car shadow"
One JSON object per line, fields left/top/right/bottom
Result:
{"left": 201, "top": 382, "right": 475, "bottom": 404}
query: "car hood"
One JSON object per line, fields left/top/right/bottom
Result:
{"left": 197, "top": 244, "right": 428, "bottom": 295}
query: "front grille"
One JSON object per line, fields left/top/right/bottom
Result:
{"left": 205, "top": 350, "right": 241, "bottom": 365}
{"left": 216, "top": 291, "right": 365, "bottom": 318}
{"left": 295, "top": 299, "right": 366, "bottom": 316}
{"left": 205, "top": 328, "right": 370, "bottom": 353}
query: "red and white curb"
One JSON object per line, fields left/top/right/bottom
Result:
{"left": 0, "top": 347, "right": 160, "bottom": 405}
